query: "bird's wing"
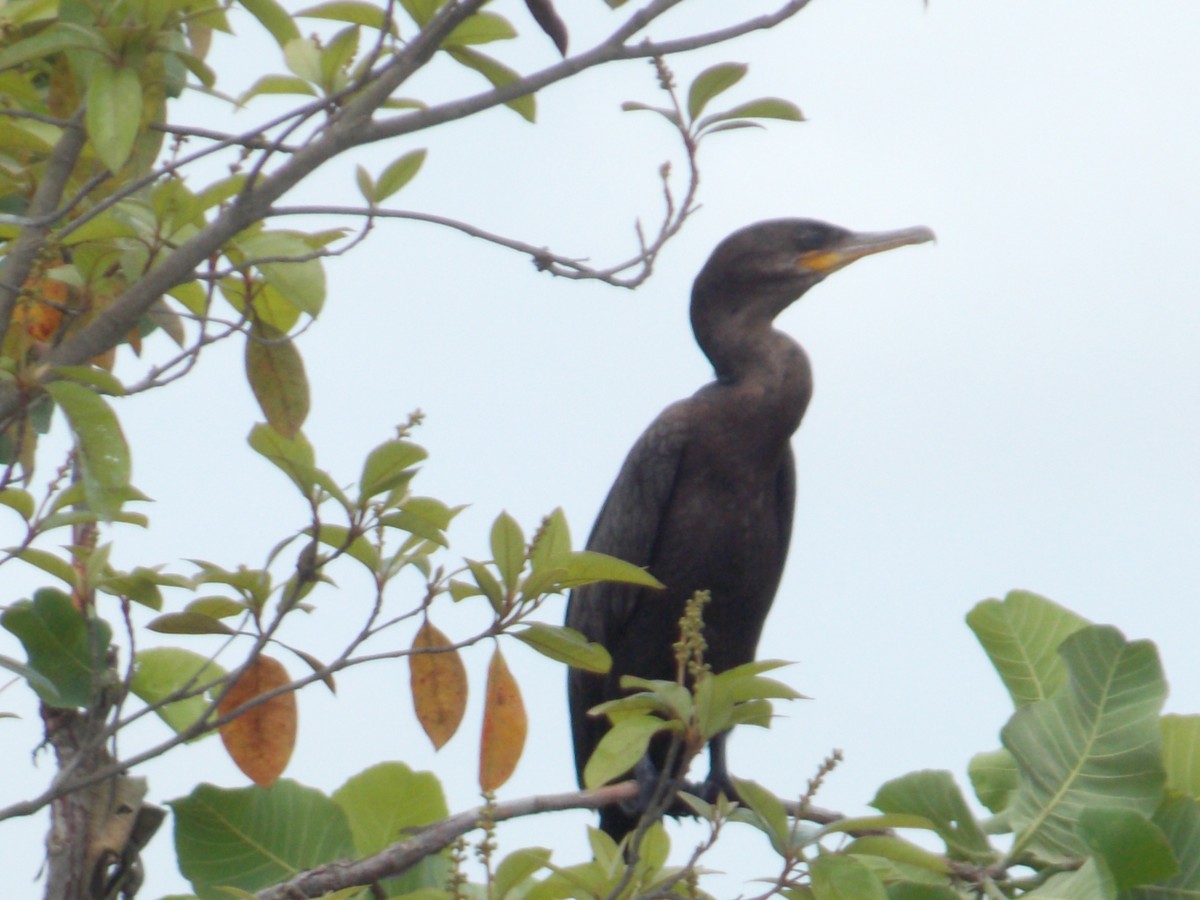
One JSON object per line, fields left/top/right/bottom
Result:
{"left": 565, "top": 406, "right": 689, "bottom": 783}
{"left": 566, "top": 404, "right": 690, "bottom": 645}
{"left": 774, "top": 442, "right": 796, "bottom": 570}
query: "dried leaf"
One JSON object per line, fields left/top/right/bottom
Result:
{"left": 409, "top": 620, "right": 467, "bottom": 750}
{"left": 479, "top": 647, "right": 526, "bottom": 791}
{"left": 217, "top": 656, "right": 297, "bottom": 786}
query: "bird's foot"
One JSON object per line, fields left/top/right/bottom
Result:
{"left": 687, "top": 770, "right": 739, "bottom": 806}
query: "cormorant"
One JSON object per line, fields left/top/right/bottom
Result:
{"left": 566, "top": 219, "right": 935, "bottom": 841}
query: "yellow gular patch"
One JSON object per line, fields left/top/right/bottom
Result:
{"left": 797, "top": 250, "right": 843, "bottom": 273}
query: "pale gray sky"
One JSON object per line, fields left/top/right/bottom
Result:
{"left": 3, "top": 1, "right": 1199, "bottom": 896}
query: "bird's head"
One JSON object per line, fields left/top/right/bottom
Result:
{"left": 692, "top": 218, "right": 936, "bottom": 323}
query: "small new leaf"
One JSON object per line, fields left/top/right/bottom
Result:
{"left": 686, "top": 62, "right": 747, "bottom": 121}
{"left": 373, "top": 149, "right": 426, "bottom": 202}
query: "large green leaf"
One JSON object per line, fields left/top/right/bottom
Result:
{"left": 130, "top": 647, "right": 226, "bottom": 737}
{"left": 966, "top": 590, "right": 1091, "bottom": 707}
{"left": 331, "top": 762, "right": 449, "bottom": 895}
{"left": 872, "top": 770, "right": 991, "bottom": 862}
{"left": 45, "top": 381, "right": 132, "bottom": 516}
{"left": 1003, "top": 626, "right": 1166, "bottom": 860}
{"left": 169, "top": 780, "right": 354, "bottom": 898}
{"left": 0, "top": 588, "right": 111, "bottom": 707}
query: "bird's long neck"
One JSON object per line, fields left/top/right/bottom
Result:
{"left": 691, "top": 290, "right": 813, "bottom": 443}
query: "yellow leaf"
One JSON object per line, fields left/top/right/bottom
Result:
{"left": 217, "top": 655, "right": 297, "bottom": 786}
{"left": 479, "top": 647, "right": 526, "bottom": 791}
{"left": 409, "top": 620, "right": 467, "bottom": 749}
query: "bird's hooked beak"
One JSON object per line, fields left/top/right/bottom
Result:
{"left": 797, "top": 225, "right": 936, "bottom": 276}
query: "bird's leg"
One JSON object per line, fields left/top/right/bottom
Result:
{"left": 693, "top": 732, "right": 739, "bottom": 803}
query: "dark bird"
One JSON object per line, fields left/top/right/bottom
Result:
{"left": 566, "top": 218, "right": 935, "bottom": 841}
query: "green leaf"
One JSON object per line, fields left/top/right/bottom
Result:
{"left": 466, "top": 559, "right": 505, "bottom": 613}
{"left": 245, "top": 325, "right": 309, "bottom": 438}
{"left": 251, "top": 428, "right": 348, "bottom": 509}
{"left": 51, "top": 365, "right": 125, "bottom": 395}
{"left": 8, "top": 546, "right": 77, "bottom": 586}
{"left": 185, "top": 596, "right": 247, "bottom": 619}
{"left": 130, "top": 647, "right": 226, "bottom": 737}
{"left": 297, "top": 1, "right": 397, "bottom": 32}
{"left": 354, "top": 165, "right": 374, "bottom": 202}
{"left": 808, "top": 853, "right": 888, "bottom": 900}
{"left": 283, "top": 36, "right": 322, "bottom": 82}
{"left": 86, "top": 59, "right": 142, "bottom": 172}
{"left": 1162, "top": 714, "right": 1200, "bottom": 799}
{"left": 491, "top": 511, "right": 525, "bottom": 592}
{"left": 372, "top": 149, "right": 426, "bottom": 202}
{"left": 1027, "top": 859, "right": 1115, "bottom": 899}
{"left": 582, "top": 714, "right": 669, "bottom": 789}
{"left": 0, "top": 588, "right": 111, "bottom": 707}
{"left": 697, "top": 97, "right": 804, "bottom": 131}
{"left": 332, "top": 762, "right": 449, "bottom": 895}
{"left": 443, "top": 11, "right": 516, "bottom": 47}
{"left": 0, "top": 488, "right": 34, "bottom": 520}
{"left": 967, "top": 590, "right": 1091, "bottom": 707}
{"left": 620, "top": 101, "right": 682, "bottom": 127}
{"left": 398, "top": 0, "right": 442, "bottom": 27}
{"left": 686, "top": 62, "right": 747, "bottom": 121}
{"left": 732, "top": 777, "right": 791, "bottom": 853}
{"left": 146, "top": 612, "right": 236, "bottom": 635}
{"left": 513, "top": 623, "right": 611, "bottom": 673}
{"left": 872, "top": 770, "right": 991, "bottom": 862}
{"left": 446, "top": 47, "right": 535, "bottom": 122}
{"left": 1144, "top": 795, "right": 1200, "bottom": 895}
{"left": 308, "top": 523, "right": 380, "bottom": 570}
{"left": 557, "top": 550, "right": 663, "bottom": 590}
{"left": 529, "top": 507, "right": 571, "bottom": 571}
{"left": 239, "top": 0, "right": 301, "bottom": 47}
{"left": 1076, "top": 806, "right": 1178, "bottom": 889}
{"left": 169, "top": 781, "right": 354, "bottom": 896}
{"left": 44, "top": 381, "right": 131, "bottom": 517}
{"left": 844, "top": 834, "right": 952, "bottom": 875}
{"left": 237, "top": 74, "right": 317, "bottom": 105}
{"left": 493, "top": 847, "right": 552, "bottom": 900}
{"left": 252, "top": 238, "right": 326, "bottom": 319}
{"left": 967, "top": 748, "right": 1018, "bottom": 814}
{"left": 1003, "top": 626, "right": 1167, "bottom": 860}
{"left": 359, "top": 439, "right": 426, "bottom": 500}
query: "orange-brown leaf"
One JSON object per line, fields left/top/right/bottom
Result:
{"left": 479, "top": 646, "right": 527, "bottom": 791}
{"left": 217, "top": 655, "right": 297, "bottom": 787}
{"left": 409, "top": 620, "right": 467, "bottom": 750}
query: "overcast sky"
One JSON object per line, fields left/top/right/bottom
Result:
{"left": 3, "top": 1, "right": 1199, "bottom": 896}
